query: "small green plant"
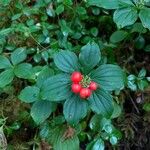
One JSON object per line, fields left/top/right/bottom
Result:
{"left": 87, "top": 114, "right": 122, "bottom": 148}
{"left": 19, "top": 42, "right": 125, "bottom": 125}
{"left": 88, "top": 0, "right": 150, "bottom": 29}
{"left": 18, "top": 42, "right": 125, "bottom": 149}
{"left": 127, "top": 68, "right": 149, "bottom": 91}
{"left": 0, "top": 48, "right": 33, "bottom": 88}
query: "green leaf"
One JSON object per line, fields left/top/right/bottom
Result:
{"left": 139, "top": 8, "right": 150, "bottom": 30}
{"left": 110, "top": 30, "right": 128, "bottom": 43}
{"left": 137, "top": 80, "right": 148, "bottom": 90}
{"left": 63, "top": 94, "right": 88, "bottom": 125}
{"left": 41, "top": 74, "right": 71, "bottom": 101}
{"left": 144, "top": 45, "right": 150, "bottom": 52}
{"left": 79, "top": 42, "right": 101, "bottom": 73}
{"left": 87, "top": 0, "right": 119, "bottom": 9}
{"left": 86, "top": 141, "right": 95, "bottom": 150}
{"left": 112, "top": 128, "right": 122, "bottom": 139}
{"left": 143, "top": 103, "right": 150, "bottom": 111}
{"left": 51, "top": 116, "right": 65, "bottom": 126}
{"left": 40, "top": 122, "right": 50, "bottom": 139}
{"left": 64, "top": 0, "right": 73, "bottom": 5}
{"left": 113, "top": 7, "right": 138, "bottom": 28}
{"left": 46, "top": 6, "right": 55, "bottom": 17}
{"left": 11, "top": 13, "right": 22, "bottom": 21}
{"left": 54, "top": 51, "right": 79, "bottom": 73}
{"left": 0, "top": 28, "right": 12, "bottom": 36}
{"left": 56, "top": 4, "right": 64, "bottom": 15}
{"left": 89, "top": 89, "right": 113, "bottom": 118}
{"left": 19, "top": 86, "right": 40, "bottom": 103}
{"left": 59, "top": 20, "right": 72, "bottom": 37}
{"left": 111, "top": 102, "right": 122, "bottom": 119}
{"left": 90, "top": 27, "right": 98, "bottom": 37}
{"left": 9, "top": 122, "right": 21, "bottom": 130}
{"left": 14, "top": 63, "right": 33, "bottom": 79}
{"left": 127, "top": 80, "right": 137, "bottom": 91}
{"left": 131, "top": 23, "right": 147, "bottom": 33}
{"left": 118, "top": 0, "right": 135, "bottom": 7}
{"left": 147, "top": 77, "right": 150, "bottom": 81}
{"left": 0, "top": 55, "right": 12, "bottom": 69}
{"left": 0, "top": 69, "right": 14, "bottom": 88}
{"left": 90, "top": 64, "right": 125, "bottom": 91}
{"left": 0, "top": 0, "right": 11, "bottom": 6}
{"left": 92, "top": 7, "right": 100, "bottom": 15}
{"left": 76, "top": 6, "right": 87, "bottom": 15}
{"left": 33, "top": 53, "right": 41, "bottom": 63}
{"left": 100, "top": 117, "right": 112, "bottom": 133}
{"left": 134, "top": 35, "right": 145, "bottom": 49}
{"left": 128, "top": 74, "right": 136, "bottom": 81}
{"left": 36, "top": 66, "right": 54, "bottom": 88}
{"left": 92, "top": 138, "right": 105, "bottom": 150}
{"left": 110, "top": 136, "right": 118, "bottom": 145}
{"left": 138, "top": 68, "right": 146, "bottom": 78}
{"left": 49, "top": 126, "right": 79, "bottom": 150}
{"left": 89, "top": 114, "right": 101, "bottom": 131}
{"left": 31, "top": 100, "right": 55, "bottom": 124}
{"left": 11, "top": 48, "right": 27, "bottom": 65}
{"left": 41, "top": 51, "right": 49, "bottom": 61}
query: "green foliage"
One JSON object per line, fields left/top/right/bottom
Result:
{"left": 79, "top": 42, "right": 101, "bottom": 73}
{"left": 87, "top": 0, "right": 119, "bottom": 9}
{"left": 1, "top": 0, "right": 149, "bottom": 149}
{"left": 14, "top": 63, "right": 33, "bottom": 79}
{"left": 19, "top": 86, "right": 40, "bottom": 103}
{"left": 89, "top": 89, "right": 113, "bottom": 117}
{"left": 54, "top": 51, "right": 79, "bottom": 73}
{"left": 110, "top": 30, "right": 128, "bottom": 43}
{"left": 0, "top": 69, "right": 14, "bottom": 88}
{"left": 87, "top": 138, "right": 105, "bottom": 150}
{"left": 139, "top": 8, "right": 150, "bottom": 30}
{"left": 31, "top": 101, "right": 56, "bottom": 124}
{"left": 88, "top": 0, "right": 150, "bottom": 29}
{"left": 0, "top": 56, "right": 12, "bottom": 69}
{"left": 113, "top": 7, "right": 138, "bottom": 28}
{"left": 143, "top": 103, "right": 150, "bottom": 111}
{"left": 11, "top": 48, "right": 27, "bottom": 65}
{"left": 41, "top": 74, "right": 71, "bottom": 101}
{"left": 88, "top": 114, "right": 122, "bottom": 148}
{"left": 127, "top": 68, "right": 149, "bottom": 91}
{"left": 64, "top": 94, "right": 88, "bottom": 125}
{"left": 48, "top": 126, "right": 80, "bottom": 150}
{"left": 40, "top": 44, "right": 124, "bottom": 125}
{"left": 90, "top": 64, "right": 125, "bottom": 91}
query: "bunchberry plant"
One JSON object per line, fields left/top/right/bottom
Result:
{"left": 19, "top": 42, "right": 125, "bottom": 126}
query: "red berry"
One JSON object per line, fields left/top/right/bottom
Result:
{"left": 80, "top": 88, "right": 91, "bottom": 99}
{"left": 72, "top": 83, "right": 82, "bottom": 93}
{"left": 89, "top": 81, "right": 98, "bottom": 91}
{"left": 71, "top": 72, "right": 82, "bottom": 83}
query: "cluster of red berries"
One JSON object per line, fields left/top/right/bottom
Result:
{"left": 71, "top": 72, "right": 98, "bottom": 99}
